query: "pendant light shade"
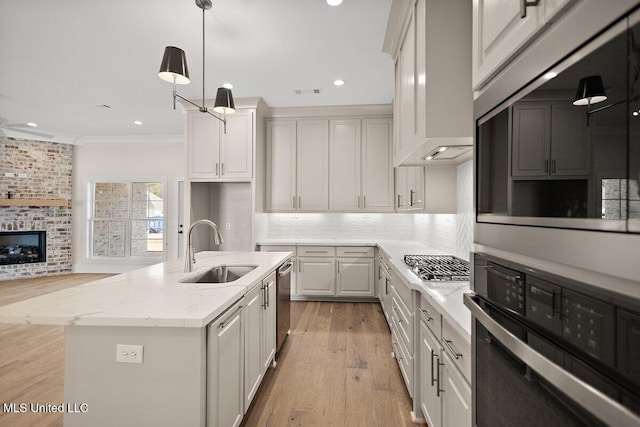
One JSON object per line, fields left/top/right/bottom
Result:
{"left": 213, "top": 87, "right": 235, "bottom": 114}
{"left": 158, "top": 46, "right": 190, "bottom": 85}
{"left": 573, "top": 75, "right": 607, "bottom": 106}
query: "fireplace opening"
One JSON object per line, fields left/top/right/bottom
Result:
{"left": 0, "top": 231, "right": 46, "bottom": 265}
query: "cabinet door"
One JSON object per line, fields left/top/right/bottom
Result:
{"left": 188, "top": 113, "right": 221, "bottom": 179}
{"left": 550, "top": 104, "right": 589, "bottom": 176}
{"left": 297, "top": 257, "right": 335, "bottom": 296}
{"left": 297, "top": 120, "right": 329, "bottom": 211}
{"left": 473, "top": 0, "right": 544, "bottom": 89}
{"left": 397, "top": 13, "right": 416, "bottom": 156}
{"left": 362, "top": 118, "right": 394, "bottom": 212}
{"left": 336, "top": 258, "right": 374, "bottom": 297}
{"left": 266, "top": 120, "right": 297, "bottom": 211}
{"left": 207, "top": 304, "right": 243, "bottom": 427}
{"left": 420, "top": 320, "right": 442, "bottom": 427}
{"left": 329, "top": 119, "right": 361, "bottom": 211}
{"left": 244, "top": 285, "right": 263, "bottom": 410}
{"left": 407, "top": 166, "right": 425, "bottom": 210}
{"left": 395, "top": 167, "right": 408, "bottom": 210}
{"left": 512, "top": 103, "right": 551, "bottom": 177}
{"left": 261, "top": 272, "right": 276, "bottom": 372}
{"left": 220, "top": 111, "right": 253, "bottom": 179}
{"left": 441, "top": 352, "right": 471, "bottom": 427}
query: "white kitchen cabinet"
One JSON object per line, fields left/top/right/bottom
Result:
{"left": 472, "top": 0, "right": 576, "bottom": 90}
{"left": 396, "top": 166, "right": 425, "bottom": 211}
{"left": 259, "top": 245, "right": 297, "bottom": 296}
{"left": 512, "top": 102, "right": 589, "bottom": 177}
{"left": 187, "top": 110, "right": 253, "bottom": 180}
{"left": 297, "top": 120, "right": 329, "bottom": 211}
{"left": 243, "top": 283, "right": 263, "bottom": 410}
{"left": 441, "top": 351, "right": 471, "bottom": 427}
{"left": 329, "top": 119, "right": 361, "bottom": 211}
{"left": 419, "top": 319, "right": 443, "bottom": 427}
{"left": 297, "top": 257, "right": 336, "bottom": 296}
{"left": 261, "top": 272, "right": 276, "bottom": 372}
{"left": 362, "top": 118, "right": 394, "bottom": 211}
{"left": 266, "top": 120, "right": 297, "bottom": 211}
{"left": 336, "top": 258, "right": 375, "bottom": 297}
{"left": 207, "top": 299, "right": 244, "bottom": 427}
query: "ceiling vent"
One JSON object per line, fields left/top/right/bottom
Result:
{"left": 90, "top": 104, "right": 112, "bottom": 109}
{"left": 293, "top": 89, "right": 322, "bottom": 95}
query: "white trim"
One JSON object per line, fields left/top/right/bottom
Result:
{"left": 75, "top": 135, "right": 184, "bottom": 145}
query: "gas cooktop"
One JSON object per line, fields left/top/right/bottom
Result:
{"left": 404, "top": 254, "right": 470, "bottom": 282}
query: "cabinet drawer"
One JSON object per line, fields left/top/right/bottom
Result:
{"left": 336, "top": 246, "right": 375, "bottom": 258}
{"left": 441, "top": 318, "right": 471, "bottom": 382}
{"left": 419, "top": 294, "right": 442, "bottom": 338}
{"left": 259, "top": 245, "right": 296, "bottom": 254}
{"left": 389, "top": 268, "right": 412, "bottom": 309}
{"left": 391, "top": 290, "right": 413, "bottom": 352}
{"left": 297, "top": 246, "right": 336, "bottom": 257}
{"left": 393, "top": 327, "right": 414, "bottom": 396}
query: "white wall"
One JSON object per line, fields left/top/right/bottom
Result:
{"left": 72, "top": 142, "right": 185, "bottom": 273}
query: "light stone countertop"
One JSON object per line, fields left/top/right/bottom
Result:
{"left": 0, "top": 251, "right": 292, "bottom": 328}
{"left": 257, "top": 239, "right": 471, "bottom": 339}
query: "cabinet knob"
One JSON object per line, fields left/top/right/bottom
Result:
{"left": 520, "top": 0, "right": 540, "bottom": 18}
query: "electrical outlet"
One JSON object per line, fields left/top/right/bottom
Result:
{"left": 17, "top": 173, "right": 27, "bottom": 179}
{"left": 4, "top": 172, "right": 14, "bottom": 178}
{"left": 116, "top": 344, "right": 144, "bottom": 364}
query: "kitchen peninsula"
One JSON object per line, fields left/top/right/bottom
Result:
{"left": 0, "top": 251, "right": 291, "bottom": 427}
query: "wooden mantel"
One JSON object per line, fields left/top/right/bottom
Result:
{"left": 0, "top": 199, "right": 69, "bottom": 207}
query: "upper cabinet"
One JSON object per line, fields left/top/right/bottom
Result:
{"left": 384, "top": 0, "right": 473, "bottom": 167}
{"left": 187, "top": 110, "right": 254, "bottom": 181}
{"left": 512, "top": 102, "right": 589, "bottom": 178}
{"left": 266, "top": 114, "right": 394, "bottom": 213}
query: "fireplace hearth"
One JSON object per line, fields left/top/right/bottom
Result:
{"left": 0, "top": 231, "right": 46, "bottom": 265}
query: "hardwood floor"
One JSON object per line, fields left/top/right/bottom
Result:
{"left": 241, "top": 301, "right": 414, "bottom": 427}
{"left": 0, "top": 274, "right": 111, "bottom": 427}
{"left": 1, "top": 277, "right": 413, "bottom": 427}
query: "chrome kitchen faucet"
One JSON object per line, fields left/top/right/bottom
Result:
{"left": 184, "top": 219, "right": 224, "bottom": 272}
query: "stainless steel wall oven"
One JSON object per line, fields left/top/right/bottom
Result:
{"left": 465, "top": 252, "right": 640, "bottom": 426}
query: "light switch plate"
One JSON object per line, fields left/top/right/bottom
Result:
{"left": 116, "top": 344, "right": 144, "bottom": 364}
{"left": 4, "top": 172, "right": 15, "bottom": 178}
{"left": 17, "top": 173, "right": 27, "bottom": 179}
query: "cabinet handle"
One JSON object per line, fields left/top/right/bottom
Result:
{"left": 410, "top": 190, "right": 415, "bottom": 206}
{"left": 216, "top": 163, "right": 219, "bottom": 176}
{"left": 545, "top": 160, "right": 549, "bottom": 173}
{"left": 436, "top": 358, "right": 444, "bottom": 397}
{"left": 262, "top": 284, "right": 267, "bottom": 309}
{"left": 357, "top": 195, "right": 361, "bottom": 209}
{"left": 298, "top": 196, "right": 301, "bottom": 208}
{"left": 221, "top": 162, "right": 225, "bottom": 176}
{"left": 397, "top": 194, "right": 401, "bottom": 208}
{"left": 385, "top": 278, "right": 389, "bottom": 295}
{"left": 444, "top": 338, "right": 463, "bottom": 360}
{"left": 430, "top": 349, "right": 437, "bottom": 386}
{"left": 420, "top": 308, "right": 433, "bottom": 322}
{"left": 293, "top": 195, "right": 297, "bottom": 209}
{"left": 337, "top": 262, "right": 340, "bottom": 274}
{"left": 219, "top": 305, "right": 244, "bottom": 328}
{"left": 552, "top": 159, "right": 557, "bottom": 174}
{"left": 520, "top": 0, "right": 540, "bottom": 18}
{"left": 363, "top": 196, "right": 366, "bottom": 209}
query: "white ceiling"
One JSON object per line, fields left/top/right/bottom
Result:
{"left": 0, "top": 0, "right": 394, "bottom": 143}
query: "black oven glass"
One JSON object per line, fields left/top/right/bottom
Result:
{"left": 476, "top": 14, "right": 637, "bottom": 231}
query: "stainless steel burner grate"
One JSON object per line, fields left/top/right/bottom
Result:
{"left": 404, "top": 254, "right": 470, "bottom": 282}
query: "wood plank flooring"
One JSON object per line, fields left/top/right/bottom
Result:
{"left": 241, "top": 302, "right": 414, "bottom": 427}
{"left": 0, "top": 274, "right": 112, "bottom": 427}
{"left": 0, "top": 276, "right": 413, "bottom": 427}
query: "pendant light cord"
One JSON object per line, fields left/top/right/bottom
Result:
{"left": 202, "top": 7, "right": 206, "bottom": 112}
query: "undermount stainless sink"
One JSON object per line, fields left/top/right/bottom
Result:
{"left": 181, "top": 265, "right": 257, "bottom": 284}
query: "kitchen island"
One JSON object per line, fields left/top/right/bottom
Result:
{"left": 0, "top": 251, "right": 291, "bottom": 427}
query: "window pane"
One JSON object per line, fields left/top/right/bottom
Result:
{"left": 109, "top": 221, "right": 126, "bottom": 257}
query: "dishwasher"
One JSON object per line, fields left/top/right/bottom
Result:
{"left": 276, "top": 258, "right": 293, "bottom": 354}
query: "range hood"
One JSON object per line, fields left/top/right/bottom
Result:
{"left": 395, "top": 137, "right": 473, "bottom": 166}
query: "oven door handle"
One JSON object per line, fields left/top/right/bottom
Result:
{"left": 463, "top": 293, "right": 640, "bottom": 427}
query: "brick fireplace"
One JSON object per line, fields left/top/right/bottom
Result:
{"left": 0, "top": 137, "right": 72, "bottom": 280}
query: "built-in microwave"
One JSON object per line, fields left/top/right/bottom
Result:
{"left": 476, "top": 7, "right": 640, "bottom": 233}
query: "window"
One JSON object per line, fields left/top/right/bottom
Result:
{"left": 88, "top": 179, "right": 165, "bottom": 260}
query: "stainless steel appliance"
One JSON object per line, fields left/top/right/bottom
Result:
{"left": 465, "top": 252, "right": 640, "bottom": 426}
{"left": 276, "top": 259, "right": 293, "bottom": 353}
{"left": 404, "top": 254, "right": 470, "bottom": 282}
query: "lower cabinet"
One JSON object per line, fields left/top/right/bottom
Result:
{"left": 207, "top": 299, "right": 244, "bottom": 427}
{"left": 298, "top": 257, "right": 336, "bottom": 296}
{"left": 207, "top": 271, "right": 278, "bottom": 427}
{"left": 420, "top": 319, "right": 443, "bottom": 427}
{"left": 441, "top": 351, "right": 472, "bottom": 427}
{"left": 337, "top": 258, "right": 375, "bottom": 297}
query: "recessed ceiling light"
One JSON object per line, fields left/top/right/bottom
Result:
{"left": 327, "top": 0, "right": 343, "bottom": 5}
{"left": 134, "top": 121, "right": 143, "bottom": 125}
{"left": 543, "top": 71, "right": 558, "bottom": 80}
{"left": 334, "top": 79, "right": 345, "bottom": 86}
{"left": 26, "top": 122, "right": 38, "bottom": 127}
{"left": 222, "top": 83, "right": 233, "bottom": 89}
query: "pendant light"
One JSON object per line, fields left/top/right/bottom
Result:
{"left": 158, "top": 0, "right": 235, "bottom": 132}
